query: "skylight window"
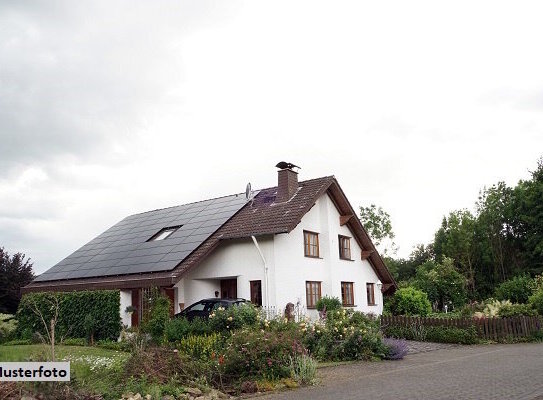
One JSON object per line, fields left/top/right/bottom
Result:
{"left": 148, "top": 226, "right": 181, "bottom": 242}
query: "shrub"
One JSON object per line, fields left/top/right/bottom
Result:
{"left": 494, "top": 275, "right": 534, "bottom": 304}
{"left": 388, "top": 287, "right": 432, "bottom": 316}
{"left": 177, "top": 333, "right": 220, "bottom": 360}
{"left": 289, "top": 353, "right": 317, "bottom": 385}
{"left": 382, "top": 338, "right": 408, "bottom": 360}
{"left": 221, "top": 328, "right": 306, "bottom": 381}
{"left": 208, "top": 303, "right": 259, "bottom": 333}
{"left": 316, "top": 296, "right": 342, "bottom": 312}
{"left": 0, "top": 314, "right": 17, "bottom": 344}
{"left": 165, "top": 318, "right": 192, "bottom": 342}
{"left": 96, "top": 339, "right": 131, "bottom": 351}
{"left": 425, "top": 325, "right": 478, "bottom": 344}
{"left": 498, "top": 303, "right": 537, "bottom": 317}
{"left": 16, "top": 291, "right": 121, "bottom": 341}
{"left": 144, "top": 295, "right": 171, "bottom": 344}
{"left": 384, "top": 324, "right": 478, "bottom": 344}
{"left": 303, "top": 309, "right": 385, "bottom": 361}
{"left": 529, "top": 289, "right": 543, "bottom": 315}
{"left": 62, "top": 337, "right": 87, "bottom": 346}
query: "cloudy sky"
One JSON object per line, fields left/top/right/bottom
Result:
{"left": 1, "top": 1, "right": 542, "bottom": 275}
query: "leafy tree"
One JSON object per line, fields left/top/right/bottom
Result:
{"left": 494, "top": 275, "right": 533, "bottom": 304}
{"left": 413, "top": 257, "right": 467, "bottom": 310}
{"left": 433, "top": 210, "right": 477, "bottom": 295}
{"left": 359, "top": 204, "right": 397, "bottom": 255}
{"left": 387, "top": 287, "right": 432, "bottom": 316}
{"left": 0, "top": 247, "right": 35, "bottom": 314}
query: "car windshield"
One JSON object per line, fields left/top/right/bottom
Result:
{"left": 185, "top": 301, "right": 207, "bottom": 312}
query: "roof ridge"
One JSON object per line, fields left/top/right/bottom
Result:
{"left": 130, "top": 176, "right": 335, "bottom": 217}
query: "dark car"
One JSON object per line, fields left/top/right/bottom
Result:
{"left": 174, "top": 298, "right": 249, "bottom": 321}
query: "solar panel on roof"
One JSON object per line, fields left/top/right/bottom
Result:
{"left": 34, "top": 192, "right": 252, "bottom": 282}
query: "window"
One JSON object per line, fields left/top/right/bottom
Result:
{"left": 250, "top": 280, "right": 262, "bottom": 306}
{"left": 338, "top": 235, "right": 351, "bottom": 260}
{"left": 366, "top": 283, "right": 376, "bottom": 306}
{"left": 304, "top": 231, "right": 320, "bottom": 257}
{"left": 305, "top": 281, "right": 321, "bottom": 309}
{"left": 341, "top": 282, "right": 354, "bottom": 306}
{"left": 148, "top": 225, "right": 181, "bottom": 241}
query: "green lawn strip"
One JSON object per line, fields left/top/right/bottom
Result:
{"left": 0, "top": 345, "right": 129, "bottom": 398}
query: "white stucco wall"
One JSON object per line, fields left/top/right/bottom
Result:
{"left": 177, "top": 193, "right": 384, "bottom": 317}
{"left": 180, "top": 236, "right": 274, "bottom": 309}
{"left": 120, "top": 290, "right": 132, "bottom": 327}
{"left": 273, "top": 194, "right": 383, "bottom": 318}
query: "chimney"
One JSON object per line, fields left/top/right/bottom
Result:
{"left": 275, "top": 161, "right": 299, "bottom": 202}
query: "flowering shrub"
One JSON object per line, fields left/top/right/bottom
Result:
{"left": 208, "top": 303, "right": 259, "bottom": 333}
{"left": 177, "top": 333, "right": 220, "bottom": 360}
{"left": 303, "top": 309, "right": 385, "bottom": 361}
{"left": 220, "top": 328, "right": 305, "bottom": 381}
{"left": 382, "top": 338, "right": 408, "bottom": 360}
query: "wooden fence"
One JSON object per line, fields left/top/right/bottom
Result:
{"left": 381, "top": 315, "right": 543, "bottom": 341}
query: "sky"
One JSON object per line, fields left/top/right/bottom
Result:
{"left": 1, "top": 1, "right": 542, "bottom": 275}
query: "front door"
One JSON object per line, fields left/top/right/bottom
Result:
{"left": 220, "top": 279, "right": 237, "bottom": 299}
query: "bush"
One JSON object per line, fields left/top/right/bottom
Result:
{"left": 382, "top": 338, "right": 408, "bottom": 360}
{"left": 388, "top": 287, "right": 432, "bottom": 316}
{"left": 221, "top": 328, "right": 306, "bottom": 381}
{"left": 384, "top": 324, "right": 478, "bottom": 344}
{"left": 529, "top": 289, "right": 543, "bottom": 315}
{"left": 303, "top": 309, "right": 385, "bottom": 361}
{"left": 62, "top": 337, "right": 87, "bottom": 346}
{"left": 316, "top": 296, "right": 342, "bottom": 312}
{"left": 208, "top": 303, "right": 259, "bottom": 333}
{"left": 144, "top": 295, "right": 171, "bottom": 344}
{"left": 494, "top": 275, "right": 534, "bottom": 304}
{"left": 0, "top": 314, "right": 17, "bottom": 344}
{"left": 289, "top": 353, "right": 317, "bottom": 384}
{"left": 16, "top": 291, "right": 121, "bottom": 341}
{"left": 498, "top": 303, "right": 537, "bottom": 317}
{"left": 177, "top": 333, "right": 220, "bottom": 360}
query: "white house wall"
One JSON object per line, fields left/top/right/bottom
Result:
{"left": 273, "top": 193, "right": 383, "bottom": 318}
{"left": 180, "top": 237, "right": 274, "bottom": 309}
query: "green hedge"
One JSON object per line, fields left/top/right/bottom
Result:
{"left": 383, "top": 324, "right": 479, "bottom": 344}
{"left": 16, "top": 290, "right": 121, "bottom": 341}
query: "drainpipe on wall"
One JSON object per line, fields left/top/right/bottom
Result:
{"left": 251, "top": 236, "right": 269, "bottom": 307}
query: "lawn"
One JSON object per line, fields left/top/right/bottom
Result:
{"left": 0, "top": 344, "right": 130, "bottom": 399}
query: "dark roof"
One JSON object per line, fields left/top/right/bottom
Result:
{"left": 33, "top": 193, "right": 250, "bottom": 283}
{"left": 24, "top": 176, "right": 397, "bottom": 293}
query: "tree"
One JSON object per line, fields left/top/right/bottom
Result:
{"left": 433, "top": 210, "right": 477, "bottom": 296}
{"left": 359, "top": 204, "right": 397, "bottom": 255}
{"left": 413, "top": 257, "right": 468, "bottom": 311}
{"left": 0, "top": 247, "right": 35, "bottom": 314}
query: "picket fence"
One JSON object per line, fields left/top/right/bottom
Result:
{"left": 381, "top": 315, "right": 543, "bottom": 341}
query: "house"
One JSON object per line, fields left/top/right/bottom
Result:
{"left": 24, "top": 163, "right": 397, "bottom": 326}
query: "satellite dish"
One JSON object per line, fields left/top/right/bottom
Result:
{"left": 245, "top": 182, "right": 252, "bottom": 200}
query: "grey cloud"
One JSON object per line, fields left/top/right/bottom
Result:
{"left": 0, "top": 1, "right": 239, "bottom": 175}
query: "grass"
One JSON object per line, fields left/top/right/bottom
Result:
{"left": 0, "top": 344, "right": 130, "bottom": 400}
{"left": 0, "top": 344, "right": 127, "bottom": 362}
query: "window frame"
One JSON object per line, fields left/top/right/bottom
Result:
{"left": 341, "top": 281, "right": 355, "bottom": 307}
{"left": 250, "top": 280, "right": 262, "bottom": 306}
{"left": 147, "top": 225, "right": 182, "bottom": 242}
{"left": 305, "top": 281, "right": 322, "bottom": 309}
{"left": 303, "top": 230, "right": 320, "bottom": 258}
{"left": 338, "top": 235, "right": 352, "bottom": 260}
{"left": 366, "top": 283, "right": 376, "bottom": 306}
